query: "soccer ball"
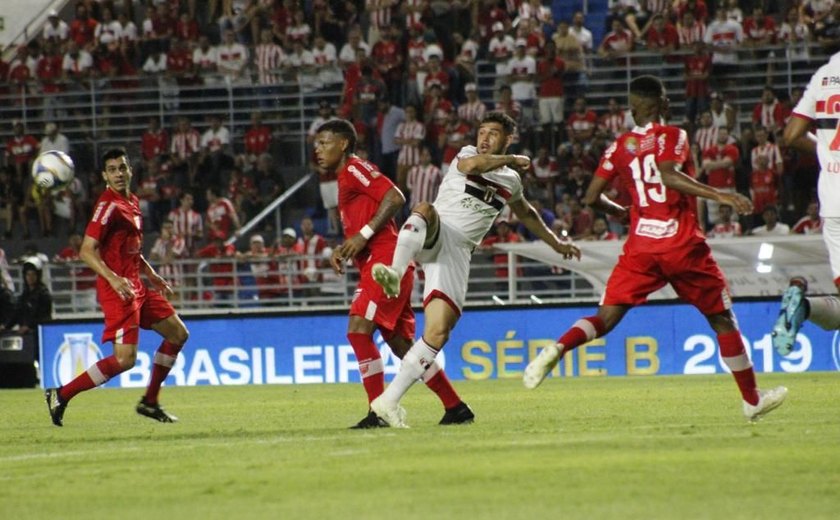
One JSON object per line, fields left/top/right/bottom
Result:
{"left": 31, "top": 150, "right": 75, "bottom": 192}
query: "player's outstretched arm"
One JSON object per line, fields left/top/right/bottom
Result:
{"left": 457, "top": 154, "right": 530, "bottom": 176}
{"left": 509, "top": 198, "right": 581, "bottom": 260}
{"left": 659, "top": 160, "right": 753, "bottom": 215}
{"left": 79, "top": 235, "right": 136, "bottom": 301}
{"left": 581, "top": 176, "right": 628, "bottom": 219}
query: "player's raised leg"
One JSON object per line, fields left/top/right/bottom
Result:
{"left": 772, "top": 276, "right": 840, "bottom": 355}
{"left": 372, "top": 203, "right": 437, "bottom": 298}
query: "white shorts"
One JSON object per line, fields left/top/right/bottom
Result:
{"left": 538, "top": 97, "right": 565, "bottom": 124}
{"left": 416, "top": 219, "right": 473, "bottom": 314}
{"left": 320, "top": 180, "right": 338, "bottom": 209}
{"left": 823, "top": 217, "right": 840, "bottom": 284}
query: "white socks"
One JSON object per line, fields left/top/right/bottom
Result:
{"left": 379, "top": 337, "right": 438, "bottom": 405}
{"left": 391, "top": 213, "right": 427, "bottom": 278}
{"left": 806, "top": 296, "right": 840, "bottom": 330}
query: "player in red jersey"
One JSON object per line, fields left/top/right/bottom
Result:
{"left": 523, "top": 76, "right": 788, "bottom": 422}
{"left": 314, "top": 119, "right": 473, "bottom": 428}
{"left": 45, "top": 148, "right": 189, "bottom": 427}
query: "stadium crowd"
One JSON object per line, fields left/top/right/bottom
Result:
{"left": 1, "top": 0, "right": 838, "bottom": 304}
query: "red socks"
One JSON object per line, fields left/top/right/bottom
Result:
{"left": 718, "top": 331, "right": 759, "bottom": 405}
{"left": 423, "top": 363, "right": 462, "bottom": 410}
{"left": 144, "top": 340, "right": 184, "bottom": 405}
{"left": 557, "top": 316, "right": 606, "bottom": 356}
{"left": 59, "top": 355, "right": 123, "bottom": 402}
{"left": 348, "top": 332, "right": 384, "bottom": 403}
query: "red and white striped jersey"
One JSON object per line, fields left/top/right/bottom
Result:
{"left": 150, "top": 235, "right": 187, "bottom": 286}
{"left": 403, "top": 0, "right": 425, "bottom": 28}
{"left": 600, "top": 111, "right": 630, "bottom": 136}
{"left": 300, "top": 233, "right": 327, "bottom": 280}
{"left": 708, "top": 221, "right": 742, "bottom": 238}
{"left": 395, "top": 120, "right": 426, "bottom": 166}
{"left": 458, "top": 100, "right": 487, "bottom": 126}
{"left": 170, "top": 129, "right": 200, "bottom": 160}
{"left": 366, "top": 0, "right": 393, "bottom": 29}
{"left": 407, "top": 163, "right": 443, "bottom": 207}
{"left": 792, "top": 216, "right": 823, "bottom": 235}
{"left": 167, "top": 207, "right": 204, "bottom": 252}
{"left": 693, "top": 125, "right": 718, "bottom": 152}
{"left": 206, "top": 198, "right": 237, "bottom": 238}
{"left": 678, "top": 20, "right": 706, "bottom": 46}
{"left": 750, "top": 142, "right": 783, "bottom": 172}
{"left": 254, "top": 43, "right": 286, "bottom": 85}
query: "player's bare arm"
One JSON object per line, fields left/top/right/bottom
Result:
{"left": 331, "top": 186, "right": 406, "bottom": 273}
{"left": 79, "top": 235, "right": 135, "bottom": 301}
{"left": 141, "top": 256, "right": 174, "bottom": 297}
{"left": 509, "top": 198, "right": 581, "bottom": 260}
{"left": 659, "top": 160, "right": 753, "bottom": 215}
{"left": 782, "top": 116, "right": 817, "bottom": 155}
{"left": 457, "top": 154, "right": 531, "bottom": 176}
{"left": 582, "top": 176, "right": 628, "bottom": 219}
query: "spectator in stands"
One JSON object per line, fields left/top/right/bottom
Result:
{"left": 168, "top": 191, "right": 204, "bottom": 255}
{"left": 206, "top": 186, "right": 241, "bottom": 241}
{"left": 273, "top": 227, "right": 305, "bottom": 294}
{"left": 750, "top": 154, "right": 780, "bottom": 217}
{"left": 453, "top": 30, "right": 480, "bottom": 85}
{"left": 582, "top": 217, "right": 619, "bottom": 241}
{"left": 742, "top": 5, "right": 777, "bottom": 76}
{"left": 5, "top": 121, "right": 39, "bottom": 180}
{"left": 40, "top": 123, "right": 70, "bottom": 155}
{"left": 299, "top": 216, "right": 328, "bottom": 285}
{"left": 116, "top": 11, "right": 139, "bottom": 48}
{"left": 0, "top": 168, "right": 19, "bottom": 239}
{"left": 216, "top": 29, "right": 249, "bottom": 83}
{"left": 709, "top": 91, "right": 736, "bottom": 133}
{"left": 566, "top": 97, "right": 598, "bottom": 145}
{"left": 439, "top": 110, "right": 472, "bottom": 174}
{"left": 424, "top": 83, "right": 455, "bottom": 155}
{"left": 192, "top": 36, "right": 219, "bottom": 86}
{"left": 552, "top": 20, "right": 585, "bottom": 99}
{"left": 376, "top": 97, "right": 405, "bottom": 182}
{"left": 394, "top": 104, "right": 425, "bottom": 192}
{"left": 423, "top": 53, "right": 450, "bottom": 102}
{"left": 236, "top": 233, "right": 277, "bottom": 301}
{"left": 69, "top": 3, "right": 98, "bottom": 50}
{"left": 704, "top": 7, "right": 743, "bottom": 89}
{"left": 508, "top": 38, "right": 537, "bottom": 114}
{"left": 535, "top": 40, "right": 565, "bottom": 148}
{"left": 7, "top": 45, "right": 35, "bottom": 103}
{"left": 677, "top": 9, "right": 706, "bottom": 47}
{"left": 778, "top": 7, "right": 812, "bottom": 83}
{"left": 1, "top": 259, "right": 52, "bottom": 334}
{"left": 646, "top": 13, "right": 680, "bottom": 58}
{"left": 372, "top": 23, "right": 404, "bottom": 104}
{"left": 199, "top": 114, "right": 233, "bottom": 188}
{"left": 793, "top": 201, "right": 823, "bottom": 235}
{"left": 175, "top": 10, "right": 200, "bottom": 44}
{"left": 141, "top": 117, "right": 168, "bottom": 166}
{"left": 170, "top": 117, "right": 201, "bottom": 185}
{"left": 95, "top": 7, "right": 121, "bottom": 48}
{"left": 253, "top": 153, "right": 287, "bottom": 210}
{"left": 563, "top": 197, "right": 594, "bottom": 240}
{"left": 481, "top": 219, "right": 523, "bottom": 283}
{"left": 570, "top": 11, "right": 594, "bottom": 55}
{"left": 751, "top": 126, "right": 783, "bottom": 174}
{"left": 142, "top": 48, "right": 169, "bottom": 77}
{"left": 287, "top": 39, "right": 319, "bottom": 92}
{"left": 312, "top": 34, "right": 343, "bottom": 89}
{"left": 751, "top": 205, "right": 790, "bottom": 236}
{"left": 355, "top": 63, "right": 387, "bottom": 134}
{"left": 683, "top": 42, "right": 712, "bottom": 131}
{"left": 197, "top": 231, "right": 237, "bottom": 305}
{"left": 149, "top": 219, "right": 187, "bottom": 296}
{"left": 813, "top": 2, "right": 840, "bottom": 52}
{"left": 598, "top": 97, "right": 632, "bottom": 139}
{"left": 707, "top": 203, "right": 743, "bottom": 238}
{"left": 458, "top": 82, "right": 487, "bottom": 132}
{"left": 339, "top": 26, "right": 371, "bottom": 66}
{"left": 598, "top": 18, "right": 634, "bottom": 71}
{"left": 43, "top": 9, "right": 69, "bottom": 44}
{"left": 488, "top": 22, "right": 515, "bottom": 87}
{"left": 36, "top": 42, "right": 65, "bottom": 121}
{"left": 493, "top": 85, "right": 523, "bottom": 149}
{"left": 701, "top": 126, "right": 739, "bottom": 227}
{"left": 752, "top": 86, "right": 785, "bottom": 135}
{"left": 53, "top": 167, "right": 87, "bottom": 234}
{"left": 366, "top": 0, "right": 396, "bottom": 46}
{"left": 253, "top": 28, "right": 286, "bottom": 108}
{"left": 240, "top": 111, "right": 273, "bottom": 172}
{"left": 406, "top": 146, "right": 443, "bottom": 209}
{"left": 527, "top": 145, "right": 560, "bottom": 206}
{"left": 676, "top": 0, "right": 708, "bottom": 23}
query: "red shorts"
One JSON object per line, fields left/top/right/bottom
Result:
{"left": 602, "top": 241, "right": 731, "bottom": 315}
{"left": 100, "top": 288, "right": 176, "bottom": 345}
{"left": 351, "top": 257, "right": 416, "bottom": 341}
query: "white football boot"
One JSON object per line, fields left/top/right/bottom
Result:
{"left": 743, "top": 386, "right": 788, "bottom": 421}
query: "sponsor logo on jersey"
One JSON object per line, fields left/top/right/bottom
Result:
{"left": 822, "top": 76, "right": 840, "bottom": 87}
{"left": 347, "top": 165, "right": 370, "bottom": 186}
{"left": 635, "top": 217, "right": 679, "bottom": 239}
{"left": 625, "top": 137, "right": 638, "bottom": 154}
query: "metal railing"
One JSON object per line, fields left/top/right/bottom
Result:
{"left": 2, "top": 251, "right": 596, "bottom": 318}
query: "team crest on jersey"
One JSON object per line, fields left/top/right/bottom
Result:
{"left": 482, "top": 186, "right": 498, "bottom": 203}
{"left": 625, "top": 137, "right": 638, "bottom": 154}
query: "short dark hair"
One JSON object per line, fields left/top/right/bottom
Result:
{"left": 629, "top": 75, "right": 665, "bottom": 100}
{"left": 480, "top": 111, "right": 517, "bottom": 136}
{"left": 316, "top": 118, "right": 357, "bottom": 154}
{"left": 101, "top": 147, "right": 128, "bottom": 170}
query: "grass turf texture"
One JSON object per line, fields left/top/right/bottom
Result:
{"left": 1, "top": 374, "right": 839, "bottom": 519}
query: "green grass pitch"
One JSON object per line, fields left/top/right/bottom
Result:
{"left": 1, "top": 373, "right": 839, "bottom": 519}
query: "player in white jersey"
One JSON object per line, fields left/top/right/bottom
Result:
{"left": 367, "top": 112, "right": 581, "bottom": 427}
{"left": 771, "top": 51, "right": 840, "bottom": 355}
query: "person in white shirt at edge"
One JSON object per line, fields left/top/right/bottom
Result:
{"left": 771, "top": 51, "right": 840, "bottom": 356}
{"left": 367, "top": 111, "right": 581, "bottom": 427}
